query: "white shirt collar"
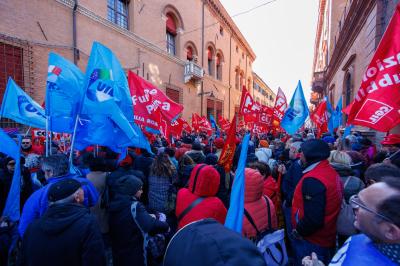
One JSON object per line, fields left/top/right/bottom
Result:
{"left": 302, "top": 161, "right": 321, "bottom": 174}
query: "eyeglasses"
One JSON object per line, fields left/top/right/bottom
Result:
{"left": 350, "top": 194, "right": 394, "bottom": 223}
{"left": 22, "top": 142, "right": 31, "bottom": 145}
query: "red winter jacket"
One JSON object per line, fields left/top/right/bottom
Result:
{"left": 176, "top": 164, "right": 227, "bottom": 229}
{"left": 243, "top": 169, "right": 277, "bottom": 239}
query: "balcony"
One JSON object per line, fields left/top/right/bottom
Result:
{"left": 311, "top": 71, "right": 326, "bottom": 93}
{"left": 184, "top": 61, "right": 204, "bottom": 83}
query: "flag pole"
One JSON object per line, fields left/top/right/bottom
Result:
{"left": 45, "top": 117, "right": 49, "bottom": 157}
{"left": 68, "top": 114, "right": 80, "bottom": 166}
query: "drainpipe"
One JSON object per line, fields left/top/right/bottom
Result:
{"left": 228, "top": 35, "right": 232, "bottom": 119}
{"left": 200, "top": 1, "right": 205, "bottom": 116}
{"left": 73, "top": 0, "right": 78, "bottom": 65}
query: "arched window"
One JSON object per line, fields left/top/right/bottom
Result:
{"left": 166, "top": 13, "right": 177, "bottom": 55}
{"left": 216, "top": 53, "right": 222, "bottom": 81}
{"left": 207, "top": 47, "right": 214, "bottom": 76}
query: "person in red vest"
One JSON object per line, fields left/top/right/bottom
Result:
{"left": 291, "top": 139, "right": 343, "bottom": 266}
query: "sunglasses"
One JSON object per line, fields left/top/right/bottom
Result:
{"left": 7, "top": 162, "right": 16, "bottom": 166}
{"left": 22, "top": 142, "right": 31, "bottom": 144}
{"left": 350, "top": 195, "right": 393, "bottom": 223}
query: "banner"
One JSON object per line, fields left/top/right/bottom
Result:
{"left": 272, "top": 87, "right": 288, "bottom": 127}
{"left": 128, "top": 71, "right": 183, "bottom": 123}
{"left": 218, "top": 115, "right": 237, "bottom": 173}
{"left": 1, "top": 78, "right": 46, "bottom": 129}
{"left": 348, "top": 4, "right": 400, "bottom": 131}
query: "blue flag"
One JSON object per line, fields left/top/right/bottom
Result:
{"left": 81, "top": 42, "right": 133, "bottom": 120}
{"left": 225, "top": 133, "right": 250, "bottom": 233}
{"left": 46, "top": 53, "right": 84, "bottom": 133}
{"left": 343, "top": 124, "right": 354, "bottom": 139}
{"left": 210, "top": 114, "right": 217, "bottom": 129}
{"left": 327, "top": 96, "right": 342, "bottom": 134}
{"left": 75, "top": 42, "right": 151, "bottom": 153}
{"left": 281, "top": 81, "right": 309, "bottom": 135}
{"left": 1, "top": 78, "right": 46, "bottom": 128}
{"left": 0, "top": 129, "right": 21, "bottom": 221}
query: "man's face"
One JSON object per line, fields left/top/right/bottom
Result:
{"left": 6, "top": 160, "right": 16, "bottom": 173}
{"left": 353, "top": 183, "right": 398, "bottom": 242}
{"left": 300, "top": 152, "right": 307, "bottom": 166}
{"left": 21, "top": 138, "right": 32, "bottom": 150}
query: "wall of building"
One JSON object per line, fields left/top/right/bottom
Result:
{"left": 0, "top": 0, "right": 256, "bottom": 126}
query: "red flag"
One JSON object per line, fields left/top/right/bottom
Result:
{"left": 218, "top": 115, "right": 237, "bottom": 173}
{"left": 257, "top": 105, "right": 273, "bottom": 127}
{"left": 181, "top": 118, "right": 192, "bottom": 133}
{"left": 272, "top": 87, "right": 288, "bottom": 126}
{"left": 160, "top": 115, "right": 184, "bottom": 139}
{"left": 199, "top": 116, "right": 212, "bottom": 135}
{"left": 218, "top": 115, "right": 231, "bottom": 132}
{"left": 311, "top": 100, "right": 328, "bottom": 137}
{"left": 128, "top": 71, "right": 183, "bottom": 124}
{"left": 192, "top": 113, "right": 201, "bottom": 131}
{"left": 342, "top": 101, "right": 354, "bottom": 116}
{"left": 348, "top": 4, "right": 400, "bottom": 131}
{"left": 239, "top": 86, "right": 261, "bottom": 117}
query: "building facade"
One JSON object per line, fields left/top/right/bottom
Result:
{"left": 311, "top": 0, "right": 399, "bottom": 129}
{"left": 252, "top": 72, "right": 275, "bottom": 107}
{"left": 0, "top": 0, "right": 257, "bottom": 128}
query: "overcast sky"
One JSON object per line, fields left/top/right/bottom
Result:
{"left": 219, "top": 0, "right": 319, "bottom": 102}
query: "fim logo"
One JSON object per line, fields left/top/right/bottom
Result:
{"left": 47, "top": 65, "right": 62, "bottom": 90}
{"left": 87, "top": 69, "right": 114, "bottom": 102}
{"left": 355, "top": 99, "right": 393, "bottom": 125}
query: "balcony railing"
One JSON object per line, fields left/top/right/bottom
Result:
{"left": 184, "top": 61, "right": 204, "bottom": 83}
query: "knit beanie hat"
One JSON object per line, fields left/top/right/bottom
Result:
{"left": 259, "top": 140, "right": 269, "bottom": 148}
{"left": 113, "top": 175, "right": 143, "bottom": 196}
{"left": 301, "top": 139, "right": 330, "bottom": 164}
{"left": 48, "top": 179, "right": 82, "bottom": 202}
{"left": 192, "top": 141, "right": 203, "bottom": 151}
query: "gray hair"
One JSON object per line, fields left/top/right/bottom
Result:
{"left": 24, "top": 153, "right": 41, "bottom": 169}
{"left": 41, "top": 154, "right": 69, "bottom": 177}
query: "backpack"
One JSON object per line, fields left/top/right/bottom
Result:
{"left": 244, "top": 197, "right": 288, "bottom": 266}
{"left": 131, "top": 202, "right": 166, "bottom": 265}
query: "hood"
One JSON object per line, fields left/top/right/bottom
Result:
{"left": 244, "top": 168, "right": 264, "bottom": 203}
{"left": 164, "top": 219, "right": 266, "bottom": 266}
{"left": 188, "top": 164, "right": 219, "bottom": 197}
{"left": 330, "top": 162, "right": 354, "bottom": 177}
{"left": 255, "top": 148, "right": 272, "bottom": 165}
{"left": 39, "top": 203, "right": 89, "bottom": 235}
{"left": 108, "top": 194, "right": 134, "bottom": 212}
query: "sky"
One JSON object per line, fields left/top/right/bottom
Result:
{"left": 219, "top": 0, "right": 319, "bottom": 102}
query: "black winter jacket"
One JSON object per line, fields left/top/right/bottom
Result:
{"left": 19, "top": 203, "right": 106, "bottom": 266}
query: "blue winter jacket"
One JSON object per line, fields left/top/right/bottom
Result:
{"left": 18, "top": 173, "right": 99, "bottom": 236}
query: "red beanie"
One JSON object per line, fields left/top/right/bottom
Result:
{"left": 214, "top": 138, "right": 224, "bottom": 149}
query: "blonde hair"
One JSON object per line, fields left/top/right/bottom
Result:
{"left": 329, "top": 150, "right": 352, "bottom": 166}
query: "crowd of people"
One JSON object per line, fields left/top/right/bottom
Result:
{"left": 1, "top": 129, "right": 400, "bottom": 266}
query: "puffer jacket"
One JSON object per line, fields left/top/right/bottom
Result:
{"left": 175, "top": 164, "right": 227, "bottom": 229}
{"left": 242, "top": 168, "right": 277, "bottom": 239}
{"left": 330, "top": 162, "right": 365, "bottom": 203}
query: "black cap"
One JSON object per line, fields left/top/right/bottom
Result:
{"left": 113, "top": 175, "right": 143, "bottom": 196}
{"left": 48, "top": 179, "right": 82, "bottom": 202}
{"left": 301, "top": 139, "right": 330, "bottom": 164}
{"left": 192, "top": 141, "right": 202, "bottom": 151}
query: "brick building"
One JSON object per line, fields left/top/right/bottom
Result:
{"left": 311, "top": 0, "right": 399, "bottom": 129}
{"left": 252, "top": 72, "right": 275, "bottom": 107}
{"left": 0, "top": 0, "right": 258, "bottom": 128}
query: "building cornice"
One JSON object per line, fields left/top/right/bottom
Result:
{"left": 55, "top": 0, "right": 186, "bottom": 66}
{"left": 206, "top": 0, "right": 256, "bottom": 61}
{"left": 326, "top": 0, "right": 376, "bottom": 83}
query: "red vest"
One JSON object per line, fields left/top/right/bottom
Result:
{"left": 292, "top": 160, "right": 343, "bottom": 247}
